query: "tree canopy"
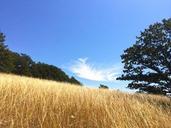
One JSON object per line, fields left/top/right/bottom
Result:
{"left": 117, "top": 18, "right": 171, "bottom": 95}
{"left": 99, "top": 84, "right": 109, "bottom": 89}
{"left": 0, "top": 32, "right": 82, "bottom": 85}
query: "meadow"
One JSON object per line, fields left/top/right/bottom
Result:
{"left": 0, "top": 73, "right": 171, "bottom": 128}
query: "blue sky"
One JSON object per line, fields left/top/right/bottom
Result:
{"left": 0, "top": 0, "right": 170, "bottom": 91}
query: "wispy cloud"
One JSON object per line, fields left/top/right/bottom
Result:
{"left": 69, "top": 58, "right": 122, "bottom": 82}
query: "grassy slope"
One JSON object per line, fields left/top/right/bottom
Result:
{"left": 0, "top": 73, "right": 171, "bottom": 128}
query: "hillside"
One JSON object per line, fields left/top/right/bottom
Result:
{"left": 0, "top": 73, "right": 171, "bottom": 128}
{"left": 0, "top": 34, "right": 81, "bottom": 85}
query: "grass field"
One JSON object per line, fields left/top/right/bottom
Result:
{"left": 0, "top": 73, "right": 171, "bottom": 128}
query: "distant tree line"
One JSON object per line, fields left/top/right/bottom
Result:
{"left": 0, "top": 33, "right": 82, "bottom": 85}
{"left": 99, "top": 84, "right": 109, "bottom": 89}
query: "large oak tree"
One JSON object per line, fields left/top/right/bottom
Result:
{"left": 117, "top": 18, "right": 171, "bottom": 95}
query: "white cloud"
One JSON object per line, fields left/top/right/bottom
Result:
{"left": 70, "top": 58, "right": 122, "bottom": 82}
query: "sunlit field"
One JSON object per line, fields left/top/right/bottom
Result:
{"left": 0, "top": 73, "right": 171, "bottom": 128}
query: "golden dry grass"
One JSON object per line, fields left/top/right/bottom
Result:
{"left": 0, "top": 73, "right": 171, "bottom": 128}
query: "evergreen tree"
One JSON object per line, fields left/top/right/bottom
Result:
{"left": 0, "top": 33, "right": 15, "bottom": 72}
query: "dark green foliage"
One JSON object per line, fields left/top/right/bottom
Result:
{"left": 12, "top": 53, "right": 33, "bottom": 76}
{"left": 69, "top": 76, "right": 82, "bottom": 85}
{"left": 0, "top": 33, "right": 15, "bottom": 72}
{"left": 30, "top": 63, "right": 81, "bottom": 85}
{"left": 0, "top": 32, "right": 81, "bottom": 85}
{"left": 99, "top": 84, "right": 109, "bottom": 89}
{"left": 117, "top": 18, "right": 171, "bottom": 95}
